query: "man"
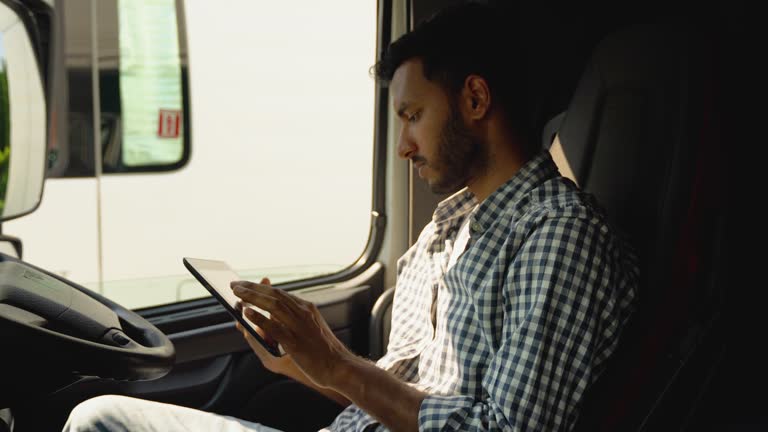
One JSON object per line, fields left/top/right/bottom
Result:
{"left": 64, "top": 3, "right": 638, "bottom": 431}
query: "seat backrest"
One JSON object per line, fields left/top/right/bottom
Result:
{"left": 552, "top": 21, "right": 724, "bottom": 431}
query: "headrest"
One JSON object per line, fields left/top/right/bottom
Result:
{"left": 556, "top": 23, "right": 697, "bottom": 259}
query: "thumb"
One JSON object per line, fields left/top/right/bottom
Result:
{"left": 260, "top": 277, "right": 271, "bottom": 286}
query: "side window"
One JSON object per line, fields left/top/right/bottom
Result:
{"left": 5, "top": 0, "right": 378, "bottom": 311}
{"left": 99, "top": 0, "right": 377, "bottom": 309}
{"left": 47, "top": 0, "right": 189, "bottom": 177}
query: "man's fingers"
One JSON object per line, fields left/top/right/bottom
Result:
{"left": 244, "top": 308, "right": 285, "bottom": 343}
{"left": 231, "top": 280, "right": 272, "bottom": 293}
{"left": 231, "top": 281, "right": 277, "bottom": 303}
{"left": 232, "top": 284, "right": 277, "bottom": 306}
{"left": 241, "top": 327, "right": 272, "bottom": 359}
{"left": 231, "top": 278, "right": 307, "bottom": 328}
{"left": 232, "top": 286, "right": 299, "bottom": 323}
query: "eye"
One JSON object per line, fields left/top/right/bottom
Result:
{"left": 407, "top": 111, "right": 421, "bottom": 123}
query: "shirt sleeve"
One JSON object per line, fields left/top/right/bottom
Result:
{"left": 418, "top": 214, "right": 638, "bottom": 431}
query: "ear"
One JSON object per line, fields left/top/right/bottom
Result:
{"left": 460, "top": 75, "right": 491, "bottom": 121}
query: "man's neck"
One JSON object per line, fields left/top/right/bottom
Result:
{"left": 467, "top": 149, "right": 527, "bottom": 202}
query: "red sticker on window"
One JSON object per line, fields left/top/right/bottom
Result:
{"left": 158, "top": 109, "right": 182, "bottom": 138}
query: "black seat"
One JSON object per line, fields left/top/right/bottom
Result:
{"left": 553, "top": 21, "right": 725, "bottom": 431}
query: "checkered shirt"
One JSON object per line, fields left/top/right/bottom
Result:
{"left": 324, "top": 151, "right": 639, "bottom": 431}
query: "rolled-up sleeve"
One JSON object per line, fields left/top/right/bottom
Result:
{"left": 417, "top": 214, "right": 638, "bottom": 431}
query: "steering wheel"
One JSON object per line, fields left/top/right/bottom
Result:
{"left": 0, "top": 253, "right": 175, "bottom": 392}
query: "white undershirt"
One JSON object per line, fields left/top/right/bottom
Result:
{"left": 447, "top": 210, "right": 476, "bottom": 271}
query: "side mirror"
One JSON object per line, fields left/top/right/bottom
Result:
{"left": 0, "top": 0, "right": 51, "bottom": 223}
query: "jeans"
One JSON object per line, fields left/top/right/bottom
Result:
{"left": 62, "top": 395, "right": 284, "bottom": 432}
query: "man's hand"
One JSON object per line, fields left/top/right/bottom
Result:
{"left": 232, "top": 278, "right": 424, "bottom": 429}
{"left": 231, "top": 278, "right": 353, "bottom": 389}
{"left": 233, "top": 278, "right": 298, "bottom": 377}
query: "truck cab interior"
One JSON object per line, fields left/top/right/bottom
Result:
{"left": 0, "top": 0, "right": 758, "bottom": 431}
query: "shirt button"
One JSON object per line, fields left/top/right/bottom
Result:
{"left": 470, "top": 221, "right": 483, "bottom": 233}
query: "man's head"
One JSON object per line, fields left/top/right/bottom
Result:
{"left": 374, "top": 2, "right": 534, "bottom": 195}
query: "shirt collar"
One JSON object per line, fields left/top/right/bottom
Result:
{"left": 428, "top": 150, "right": 560, "bottom": 233}
{"left": 431, "top": 187, "right": 477, "bottom": 226}
{"left": 469, "top": 151, "right": 560, "bottom": 235}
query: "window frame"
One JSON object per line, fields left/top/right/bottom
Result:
{"left": 47, "top": 0, "right": 192, "bottom": 178}
{"left": 102, "top": 0, "right": 191, "bottom": 174}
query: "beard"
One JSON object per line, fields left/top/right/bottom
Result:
{"left": 426, "top": 104, "right": 489, "bottom": 195}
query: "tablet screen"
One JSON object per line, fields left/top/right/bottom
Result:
{"left": 183, "top": 257, "right": 284, "bottom": 356}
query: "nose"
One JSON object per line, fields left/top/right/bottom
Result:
{"left": 397, "top": 125, "right": 416, "bottom": 160}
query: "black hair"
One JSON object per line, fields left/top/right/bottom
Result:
{"left": 373, "top": 2, "right": 538, "bottom": 155}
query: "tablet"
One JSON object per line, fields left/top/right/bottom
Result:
{"left": 183, "top": 257, "right": 285, "bottom": 357}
